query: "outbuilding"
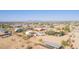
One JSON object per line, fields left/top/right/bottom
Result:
{"left": 25, "top": 31, "right": 35, "bottom": 37}
{"left": 42, "top": 39, "right": 64, "bottom": 49}
{"left": 15, "top": 28, "right": 23, "bottom": 32}
{"left": 0, "top": 28, "right": 12, "bottom": 36}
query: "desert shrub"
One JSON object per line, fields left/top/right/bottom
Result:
{"left": 38, "top": 39, "right": 43, "bottom": 42}
{"left": 72, "top": 40, "right": 75, "bottom": 43}
{"left": 26, "top": 41, "right": 31, "bottom": 44}
{"left": 17, "top": 34, "right": 23, "bottom": 37}
{"left": 0, "top": 24, "right": 12, "bottom": 28}
{"left": 50, "top": 25, "right": 54, "bottom": 28}
{"left": 23, "top": 36, "right": 28, "bottom": 40}
{"left": 45, "top": 30, "right": 57, "bottom": 35}
{"left": 45, "top": 30, "right": 65, "bottom": 36}
{"left": 21, "top": 45, "right": 25, "bottom": 47}
{"left": 27, "top": 35, "right": 33, "bottom": 38}
{"left": 63, "top": 25, "right": 70, "bottom": 32}
{"left": 61, "top": 40, "right": 69, "bottom": 47}
{"left": 58, "top": 31, "right": 65, "bottom": 36}
{"left": 11, "top": 39, "right": 15, "bottom": 41}
{"left": 27, "top": 46, "right": 32, "bottom": 49}
{"left": 23, "top": 35, "right": 32, "bottom": 40}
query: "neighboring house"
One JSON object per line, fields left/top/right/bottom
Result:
{"left": 15, "top": 28, "right": 23, "bottom": 32}
{"left": 14, "top": 24, "right": 22, "bottom": 27}
{"left": 25, "top": 31, "right": 35, "bottom": 37}
{"left": 25, "top": 31, "right": 45, "bottom": 36}
{"left": 35, "top": 32, "right": 45, "bottom": 36}
{"left": 0, "top": 28, "right": 12, "bottom": 36}
{"left": 34, "top": 28, "right": 46, "bottom": 31}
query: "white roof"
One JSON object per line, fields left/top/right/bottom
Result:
{"left": 0, "top": 28, "right": 6, "bottom": 33}
{"left": 25, "top": 31, "right": 34, "bottom": 35}
{"left": 0, "top": 28, "right": 7, "bottom": 35}
{"left": 43, "top": 39, "right": 61, "bottom": 48}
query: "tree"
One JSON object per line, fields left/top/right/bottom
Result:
{"left": 45, "top": 30, "right": 65, "bottom": 36}
{"left": 63, "top": 25, "right": 70, "bottom": 32}
{"left": 59, "top": 31, "right": 65, "bottom": 36}
{"left": 45, "top": 30, "right": 56, "bottom": 35}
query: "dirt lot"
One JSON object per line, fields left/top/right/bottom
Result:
{"left": 0, "top": 33, "right": 70, "bottom": 49}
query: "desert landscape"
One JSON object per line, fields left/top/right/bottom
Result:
{"left": 0, "top": 10, "right": 79, "bottom": 49}
{"left": 0, "top": 21, "right": 79, "bottom": 49}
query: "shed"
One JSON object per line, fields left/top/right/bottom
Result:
{"left": 42, "top": 39, "right": 64, "bottom": 49}
{"left": 25, "top": 31, "right": 35, "bottom": 37}
{"left": 34, "top": 28, "right": 46, "bottom": 31}
{"left": 35, "top": 32, "right": 45, "bottom": 36}
{"left": 0, "top": 28, "right": 11, "bottom": 36}
{"left": 0, "top": 29, "right": 6, "bottom": 36}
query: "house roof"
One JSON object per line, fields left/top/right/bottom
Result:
{"left": 0, "top": 28, "right": 7, "bottom": 33}
{"left": 42, "top": 39, "right": 61, "bottom": 48}
{"left": 0, "top": 28, "right": 8, "bottom": 35}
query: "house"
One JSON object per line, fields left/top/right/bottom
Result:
{"left": 25, "top": 31, "right": 45, "bottom": 37}
{"left": 42, "top": 39, "right": 64, "bottom": 49}
{"left": 14, "top": 24, "right": 22, "bottom": 27}
{"left": 35, "top": 32, "right": 45, "bottom": 36}
{"left": 0, "top": 29, "right": 5, "bottom": 36}
{"left": 25, "top": 31, "right": 35, "bottom": 37}
{"left": 34, "top": 27, "right": 46, "bottom": 31}
{"left": 15, "top": 28, "right": 23, "bottom": 32}
{"left": 0, "top": 28, "right": 12, "bottom": 36}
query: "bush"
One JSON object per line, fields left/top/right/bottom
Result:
{"left": 17, "top": 34, "right": 22, "bottom": 37}
{"left": 61, "top": 40, "right": 69, "bottom": 47}
{"left": 0, "top": 24, "right": 12, "bottom": 28}
{"left": 63, "top": 25, "right": 70, "bottom": 32}
{"left": 23, "top": 35, "right": 33, "bottom": 40}
{"left": 50, "top": 25, "right": 54, "bottom": 28}
{"left": 45, "top": 30, "right": 65, "bottom": 36}
{"left": 58, "top": 31, "right": 65, "bottom": 36}
{"left": 45, "top": 30, "right": 57, "bottom": 35}
{"left": 27, "top": 46, "right": 32, "bottom": 49}
{"left": 38, "top": 39, "right": 43, "bottom": 42}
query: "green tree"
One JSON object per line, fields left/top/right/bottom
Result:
{"left": 63, "top": 25, "right": 70, "bottom": 32}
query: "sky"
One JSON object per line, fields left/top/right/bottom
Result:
{"left": 0, "top": 10, "right": 79, "bottom": 22}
